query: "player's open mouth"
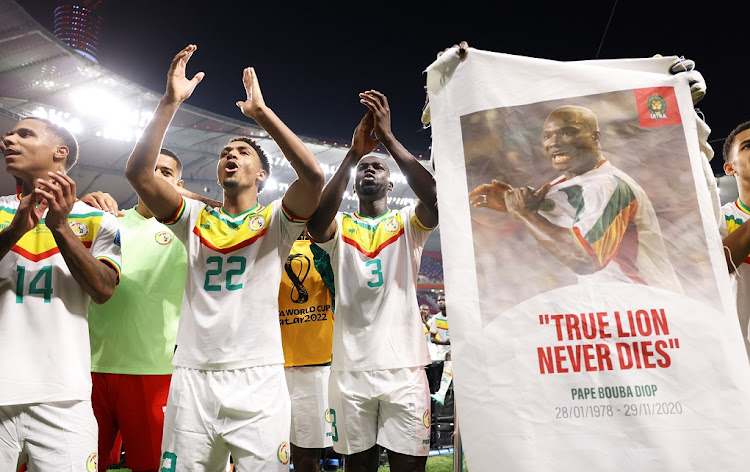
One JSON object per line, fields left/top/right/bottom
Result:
{"left": 551, "top": 152, "right": 570, "bottom": 164}
{"left": 3, "top": 148, "right": 19, "bottom": 158}
{"left": 224, "top": 161, "right": 239, "bottom": 173}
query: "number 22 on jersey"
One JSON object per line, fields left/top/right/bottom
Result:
{"left": 203, "top": 255, "right": 247, "bottom": 292}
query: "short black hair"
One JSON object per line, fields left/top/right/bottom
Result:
{"left": 159, "top": 148, "right": 183, "bottom": 179}
{"left": 27, "top": 117, "right": 79, "bottom": 170}
{"left": 723, "top": 120, "right": 750, "bottom": 162}
{"left": 228, "top": 136, "right": 271, "bottom": 191}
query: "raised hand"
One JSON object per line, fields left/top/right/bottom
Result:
{"left": 165, "top": 44, "right": 205, "bottom": 104}
{"left": 469, "top": 179, "right": 513, "bottom": 212}
{"left": 505, "top": 183, "right": 551, "bottom": 220}
{"left": 9, "top": 192, "right": 48, "bottom": 236}
{"left": 359, "top": 90, "right": 393, "bottom": 142}
{"left": 437, "top": 41, "right": 469, "bottom": 60}
{"left": 236, "top": 67, "right": 267, "bottom": 120}
{"left": 422, "top": 41, "right": 470, "bottom": 126}
{"left": 351, "top": 110, "right": 379, "bottom": 157}
{"left": 668, "top": 56, "right": 706, "bottom": 105}
{"left": 34, "top": 171, "right": 77, "bottom": 232}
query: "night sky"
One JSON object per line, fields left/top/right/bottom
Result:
{"left": 15, "top": 1, "right": 749, "bottom": 174}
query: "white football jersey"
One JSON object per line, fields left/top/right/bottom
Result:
{"left": 317, "top": 205, "right": 433, "bottom": 371}
{"left": 721, "top": 199, "right": 750, "bottom": 361}
{"left": 163, "top": 197, "right": 306, "bottom": 370}
{"left": 0, "top": 196, "right": 122, "bottom": 405}
{"left": 540, "top": 160, "right": 681, "bottom": 292}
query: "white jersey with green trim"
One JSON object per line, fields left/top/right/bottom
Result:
{"left": 0, "top": 196, "right": 122, "bottom": 406}
{"left": 163, "top": 197, "right": 306, "bottom": 370}
{"left": 316, "top": 205, "right": 433, "bottom": 371}
{"left": 424, "top": 321, "right": 441, "bottom": 362}
{"left": 721, "top": 199, "right": 750, "bottom": 361}
{"left": 539, "top": 160, "right": 681, "bottom": 292}
{"left": 429, "top": 314, "right": 451, "bottom": 359}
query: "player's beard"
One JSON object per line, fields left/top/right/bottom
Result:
{"left": 356, "top": 179, "right": 385, "bottom": 198}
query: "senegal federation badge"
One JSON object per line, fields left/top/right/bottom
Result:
{"left": 86, "top": 452, "right": 98, "bottom": 472}
{"left": 384, "top": 218, "right": 399, "bottom": 232}
{"left": 70, "top": 221, "right": 89, "bottom": 238}
{"left": 277, "top": 441, "right": 290, "bottom": 465}
{"left": 249, "top": 215, "right": 266, "bottom": 232}
{"left": 155, "top": 230, "right": 173, "bottom": 245}
{"left": 423, "top": 410, "right": 431, "bottom": 429}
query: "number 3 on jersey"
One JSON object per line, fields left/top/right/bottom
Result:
{"left": 365, "top": 259, "right": 383, "bottom": 288}
{"left": 203, "top": 255, "right": 247, "bottom": 291}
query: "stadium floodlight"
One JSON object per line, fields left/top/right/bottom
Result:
{"left": 31, "top": 107, "right": 83, "bottom": 135}
{"left": 31, "top": 79, "right": 58, "bottom": 90}
{"left": 54, "top": 86, "right": 156, "bottom": 142}
{"left": 69, "top": 86, "right": 151, "bottom": 127}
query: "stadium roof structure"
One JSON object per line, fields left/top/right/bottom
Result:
{"left": 0, "top": 0, "right": 440, "bottom": 251}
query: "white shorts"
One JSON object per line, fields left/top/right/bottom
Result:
{"left": 329, "top": 367, "right": 430, "bottom": 456}
{"left": 160, "top": 365, "right": 291, "bottom": 472}
{"left": 285, "top": 365, "right": 333, "bottom": 449}
{"left": 0, "top": 400, "right": 98, "bottom": 472}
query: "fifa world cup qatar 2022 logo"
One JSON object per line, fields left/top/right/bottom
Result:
{"left": 284, "top": 252, "right": 311, "bottom": 304}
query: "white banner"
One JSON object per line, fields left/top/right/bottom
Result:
{"left": 427, "top": 48, "right": 750, "bottom": 471}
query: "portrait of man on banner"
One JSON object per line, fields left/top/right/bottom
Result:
{"left": 464, "top": 89, "right": 719, "bottom": 325}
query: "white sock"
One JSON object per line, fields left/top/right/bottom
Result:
{"left": 437, "top": 361, "right": 453, "bottom": 397}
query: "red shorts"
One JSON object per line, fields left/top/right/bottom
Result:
{"left": 91, "top": 373, "right": 171, "bottom": 471}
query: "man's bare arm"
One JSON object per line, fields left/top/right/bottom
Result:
{"left": 506, "top": 185, "right": 598, "bottom": 274}
{"left": 51, "top": 224, "right": 118, "bottom": 304}
{"left": 0, "top": 229, "right": 21, "bottom": 261}
{"left": 235, "top": 67, "right": 324, "bottom": 219}
{"left": 361, "top": 90, "right": 438, "bottom": 228}
{"left": 306, "top": 150, "right": 357, "bottom": 243}
{"left": 176, "top": 186, "right": 222, "bottom": 208}
{"left": 468, "top": 180, "right": 513, "bottom": 212}
{"left": 307, "top": 111, "right": 378, "bottom": 242}
{"left": 0, "top": 192, "right": 47, "bottom": 261}
{"left": 430, "top": 333, "right": 451, "bottom": 345}
{"left": 36, "top": 172, "right": 117, "bottom": 304}
{"left": 125, "top": 45, "right": 204, "bottom": 221}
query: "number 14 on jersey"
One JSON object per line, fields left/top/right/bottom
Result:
{"left": 15, "top": 265, "right": 53, "bottom": 303}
